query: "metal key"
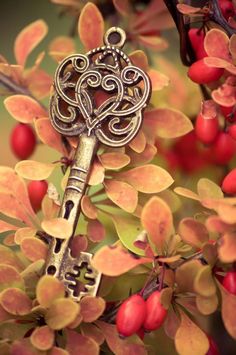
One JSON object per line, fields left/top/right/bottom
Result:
{"left": 44, "top": 27, "right": 151, "bottom": 301}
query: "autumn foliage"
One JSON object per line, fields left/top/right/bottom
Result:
{"left": 0, "top": 0, "right": 236, "bottom": 354}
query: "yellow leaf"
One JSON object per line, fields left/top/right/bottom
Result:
{"left": 36, "top": 275, "right": 65, "bottom": 308}
{"left": 175, "top": 310, "right": 209, "bottom": 355}
{"left": 46, "top": 298, "right": 80, "bottom": 330}
{"left": 41, "top": 218, "right": 73, "bottom": 239}
{"left": 15, "top": 160, "right": 56, "bottom": 180}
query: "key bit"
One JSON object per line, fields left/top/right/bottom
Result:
{"left": 44, "top": 26, "right": 151, "bottom": 301}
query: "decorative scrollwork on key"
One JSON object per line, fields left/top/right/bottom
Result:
{"left": 45, "top": 27, "right": 151, "bottom": 301}
{"left": 50, "top": 26, "right": 151, "bottom": 147}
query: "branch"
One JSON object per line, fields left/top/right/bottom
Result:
{"left": 0, "top": 72, "right": 47, "bottom": 111}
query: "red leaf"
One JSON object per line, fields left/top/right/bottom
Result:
{"left": 4, "top": 95, "right": 47, "bottom": 123}
{"left": 66, "top": 330, "right": 99, "bottom": 355}
{"left": 14, "top": 19, "right": 48, "bottom": 66}
{"left": 87, "top": 219, "right": 105, "bottom": 243}
{"left": 78, "top": 3, "right": 104, "bottom": 51}
{"left": 91, "top": 244, "right": 152, "bottom": 276}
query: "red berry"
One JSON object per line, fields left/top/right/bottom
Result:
{"left": 212, "top": 132, "right": 235, "bottom": 164}
{"left": 222, "top": 168, "right": 236, "bottom": 194}
{"left": 206, "top": 335, "right": 220, "bottom": 355}
{"left": 10, "top": 123, "right": 36, "bottom": 160}
{"left": 219, "top": 0, "right": 235, "bottom": 20}
{"left": 188, "top": 28, "right": 207, "bottom": 59}
{"left": 220, "top": 105, "right": 236, "bottom": 122}
{"left": 222, "top": 271, "right": 236, "bottom": 294}
{"left": 27, "top": 180, "right": 48, "bottom": 212}
{"left": 195, "top": 114, "right": 219, "bottom": 144}
{"left": 116, "top": 294, "right": 146, "bottom": 337}
{"left": 228, "top": 124, "right": 236, "bottom": 140}
{"left": 143, "top": 291, "right": 167, "bottom": 332}
{"left": 188, "top": 59, "right": 224, "bottom": 84}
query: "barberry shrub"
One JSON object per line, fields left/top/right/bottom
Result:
{"left": 0, "top": 1, "right": 235, "bottom": 354}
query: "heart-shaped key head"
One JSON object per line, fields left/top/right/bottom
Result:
{"left": 50, "top": 27, "right": 151, "bottom": 147}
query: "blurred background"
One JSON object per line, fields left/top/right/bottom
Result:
{"left": 0, "top": 1, "right": 236, "bottom": 354}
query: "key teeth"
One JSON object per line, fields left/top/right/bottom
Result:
{"left": 61, "top": 251, "right": 102, "bottom": 302}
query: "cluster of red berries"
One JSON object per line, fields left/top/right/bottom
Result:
{"left": 187, "top": 22, "right": 236, "bottom": 195}
{"left": 10, "top": 124, "right": 48, "bottom": 212}
{"left": 116, "top": 290, "right": 167, "bottom": 338}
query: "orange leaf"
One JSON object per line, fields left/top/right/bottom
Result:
{"left": 80, "top": 296, "right": 105, "bottom": 322}
{"left": 141, "top": 196, "right": 173, "bottom": 252}
{"left": 78, "top": 3, "right": 104, "bottom": 51}
{"left": 81, "top": 196, "right": 98, "bottom": 219}
{"left": 129, "top": 130, "right": 146, "bottom": 153}
{"left": 35, "top": 117, "right": 66, "bottom": 155}
{"left": 0, "top": 245, "right": 23, "bottom": 271}
{"left": 218, "top": 232, "right": 236, "bottom": 263}
{"left": 128, "top": 144, "right": 157, "bottom": 166}
{"left": 87, "top": 219, "right": 105, "bottom": 243}
{"left": 0, "top": 220, "right": 18, "bottom": 233}
{"left": 219, "top": 283, "right": 236, "bottom": 339}
{"left": 104, "top": 179, "right": 138, "bottom": 213}
{"left": 98, "top": 152, "right": 130, "bottom": 170}
{"left": 117, "top": 164, "right": 173, "bottom": 193}
{"left": 14, "top": 19, "right": 48, "bottom": 66}
{"left": 96, "top": 321, "right": 146, "bottom": 354}
{"left": 12, "top": 339, "right": 43, "bottom": 355}
{"left": 204, "top": 29, "right": 230, "bottom": 61}
{"left": 145, "top": 108, "right": 193, "bottom": 138}
{"left": 174, "top": 309, "right": 209, "bottom": 355}
{"left": 31, "top": 326, "right": 55, "bottom": 351}
{"left": 49, "top": 36, "right": 75, "bottom": 62}
{"left": 14, "top": 227, "right": 36, "bottom": 244}
{"left": 0, "top": 166, "right": 36, "bottom": 224}
{"left": 66, "top": 330, "right": 99, "bottom": 355}
{"left": 148, "top": 69, "right": 169, "bottom": 91}
{"left": 174, "top": 187, "right": 200, "bottom": 201}
{"left": 25, "top": 68, "right": 52, "bottom": 99}
{"left": 41, "top": 218, "right": 73, "bottom": 239}
{"left": 36, "top": 275, "right": 65, "bottom": 308}
{"left": 0, "top": 264, "right": 24, "bottom": 291}
{"left": 129, "top": 50, "right": 149, "bottom": 72}
{"left": 21, "top": 237, "right": 48, "bottom": 262}
{"left": 178, "top": 218, "right": 209, "bottom": 249}
{"left": 177, "top": 4, "right": 201, "bottom": 14}
{"left": 46, "top": 298, "right": 80, "bottom": 330}
{"left": 0, "top": 288, "right": 32, "bottom": 315}
{"left": 4, "top": 95, "right": 47, "bottom": 123}
{"left": 91, "top": 244, "right": 152, "bottom": 276}
{"left": 15, "top": 160, "right": 56, "bottom": 180}
{"left": 88, "top": 159, "right": 105, "bottom": 186}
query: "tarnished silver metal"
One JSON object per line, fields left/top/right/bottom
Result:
{"left": 45, "top": 27, "right": 151, "bottom": 301}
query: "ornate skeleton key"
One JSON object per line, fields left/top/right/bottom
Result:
{"left": 44, "top": 27, "right": 151, "bottom": 301}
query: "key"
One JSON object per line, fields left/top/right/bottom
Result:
{"left": 44, "top": 27, "right": 151, "bottom": 301}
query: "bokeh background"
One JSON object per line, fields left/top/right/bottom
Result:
{"left": 0, "top": 1, "right": 236, "bottom": 354}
